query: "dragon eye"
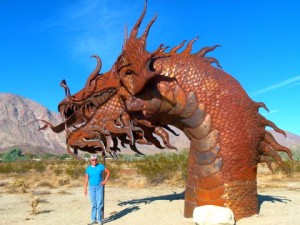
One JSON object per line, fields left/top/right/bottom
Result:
{"left": 125, "top": 69, "right": 133, "bottom": 75}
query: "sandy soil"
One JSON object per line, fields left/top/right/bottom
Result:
{"left": 1, "top": 181, "right": 300, "bottom": 225}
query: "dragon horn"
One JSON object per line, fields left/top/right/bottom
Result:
{"left": 129, "top": 0, "right": 147, "bottom": 39}
{"left": 60, "top": 79, "right": 71, "bottom": 97}
{"left": 85, "top": 55, "right": 102, "bottom": 87}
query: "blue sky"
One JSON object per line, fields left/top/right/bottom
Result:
{"left": 0, "top": 0, "right": 299, "bottom": 135}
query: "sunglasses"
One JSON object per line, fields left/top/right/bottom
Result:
{"left": 91, "top": 159, "right": 97, "bottom": 161}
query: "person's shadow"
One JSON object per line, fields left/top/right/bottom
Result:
{"left": 103, "top": 191, "right": 184, "bottom": 223}
{"left": 258, "top": 194, "right": 291, "bottom": 211}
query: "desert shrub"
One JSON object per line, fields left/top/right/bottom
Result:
{"left": 58, "top": 154, "right": 71, "bottom": 160}
{"left": 38, "top": 153, "right": 60, "bottom": 161}
{"left": 58, "top": 177, "right": 70, "bottom": 186}
{"left": 2, "top": 148, "right": 24, "bottom": 162}
{"left": 0, "top": 161, "right": 48, "bottom": 174}
{"left": 0, "top": 162, "right": 32, "bottom": 174}
{"left": 65, "top": 160, "right": 86, "bottom": 179}
{"left": 65, "top": 168, "right": 84, "bottom": 179}
{"left": 274, "top": 160, "right": 300, "bottom": 177}
{"left": 273, "top": 144, "right": 300, "bottom": 176}
{"left": 33, "top": 161, "right": 46, "bottom": 172}
{"left": 48, "top": 159, "right": 65, "bottom": 166}
{"left": 0, "top": 163, "right": 14, "bottom": 173}
{"left": 291, "top": 145, "right": 300, "bottom": 160}
{"left": 10, "top": 180, "right": 29, "bottom": 193}
{"left": 53, "top": 167, "right": 64, "bottom": 176}
{"left": 23, "top": 153, "right": 37, "bottom": 160}
{"left": 118, "top": 154, "right": 145, "bottom": 162}
{"left": 12, "top": 180, "right": 28, "bottom": 188}
{"left": 75, "top": 159, "right": 87, "bottom": 165}
{"left": 105, "top": 161, "right": 121, "bottom": 180}
{"left": 14, "top": 162, "right": 33, "bottom": 173}
{"left": 133, "top": 150, "right": 188, "bottom": 184}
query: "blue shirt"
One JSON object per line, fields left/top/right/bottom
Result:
{"left": 86, "top": 164, "right": 105, "bottom": 186}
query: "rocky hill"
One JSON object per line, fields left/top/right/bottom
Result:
{"left": 0, "top": 92, "right": 299, "bottom": 156}
{"left": 0, "top": 93, "right": 66, "bottom": 154}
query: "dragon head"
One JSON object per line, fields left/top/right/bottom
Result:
{"left": 114, "top": 2, "right": 163, "bottom": 96}
{"left": 58, "top": 3, "right": 163, "bottom": 125}
{"left": 39, "top": 2, "right": 173, "bottom": 155}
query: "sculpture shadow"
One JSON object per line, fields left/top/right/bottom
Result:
{"left": 118, "top": 191, "right": 184, "bottom": 206}
{"left": 258, "top": 194, "right": 291, "bottom": 211}
{"left": 103, "top": 191, "right": 184, "bottom": 223}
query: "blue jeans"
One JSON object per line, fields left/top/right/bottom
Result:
{"left": 89, "top": 185, "right": 104, "bottom": 222}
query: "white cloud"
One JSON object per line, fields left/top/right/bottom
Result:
{"left": 250, "top": 75, "right": 300, "bottom": 96}
{"left": 286, "top": 82, "right": 300, "bottom": 88}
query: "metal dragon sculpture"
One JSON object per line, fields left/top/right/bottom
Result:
{"left": 38, "top": 2, "right": 292, "bottom": 220}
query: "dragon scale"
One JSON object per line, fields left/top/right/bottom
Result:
{"left": 132, "top": 53, "right": 267, "bottom": 218}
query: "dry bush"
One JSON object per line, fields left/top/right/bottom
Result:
{"left": 0, "top": 151, "right": 189, "bottom": 190}
{"left": 0, "top": 162, "right": 31, "bottom": 173}
{"left": 6, "top": 180, "right": 29, "bottom": 194}
{"left": 29, "top": 170, "right": 59, "bottom": 189}
{"left": 257, "top": 161, "right": 300, "bottom": 189}
{"left": 275, "top": 160, "right": 300, "bottom": 177}
{"left": 53, "top": 167, "right": 63, "bottom": 176}
{"left": 58, "top": 177, "right": 70, "bottom": 186}
{"left": 32, "top": 162, "right": 46, "bottom": 173}
{"left": 133, "top": 151, "right": 188, "bottom": 184}
{"left": 12, "top": 180, "right": 28, "bottom": 187}
{"left": 105, "top": 161, "right": 121, "bottom": 180}
{"left": 0, "top": 161, "right": 87, "bottom": 192}
{"left": 64, "top": 161, "right": 86, "bottom": 179}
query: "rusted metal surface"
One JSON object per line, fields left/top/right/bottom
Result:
{"left": 39, "top": 2, "right": 292, "bottom": 220}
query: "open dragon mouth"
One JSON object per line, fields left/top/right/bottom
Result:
{"left": 59, "top": 88, "right": 117, "bottom": 125}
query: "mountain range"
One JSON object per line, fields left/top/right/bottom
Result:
{"left": 0, "top": 93, "right": 66, "bottom": 154}
{"left": 0, "top": 92, "right": 299, "bottom": 156}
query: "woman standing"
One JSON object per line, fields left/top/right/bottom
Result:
{"left": 84, "top": 154, "right": 110, "bottom": 225}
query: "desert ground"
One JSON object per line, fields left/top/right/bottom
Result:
{"left": 0, "top": 166, "right": 300, "bottom": 225}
